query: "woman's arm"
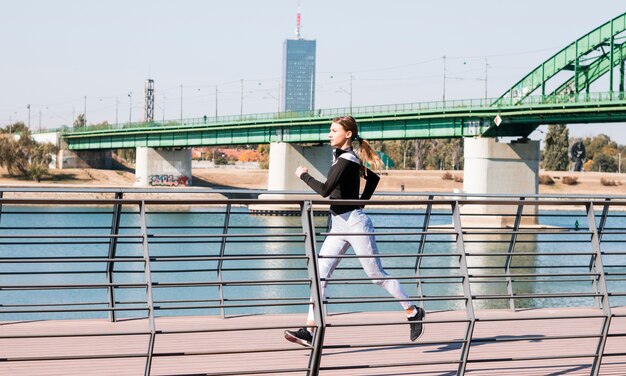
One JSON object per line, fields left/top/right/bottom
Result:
{"left": 299, "top": 159, "right": 349, "bottom": 197}
{"left": 360, "top": 168, "right": 380, "bottom": 200}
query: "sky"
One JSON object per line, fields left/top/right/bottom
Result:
{"left": 1, "top": 1, "right": 626, "bottom": 143}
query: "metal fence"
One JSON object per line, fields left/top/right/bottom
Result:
{"left": 1, "top": 188, "right": 625, "bottom": 375}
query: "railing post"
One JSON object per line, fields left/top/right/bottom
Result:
{"left": 452, "top": 201, "right": 476, "bottom": 376}
{"left": 0, "top": 191, "right": 3, "bottom": 225}
{"left": 217, "top": 203, "right": 232, "bottom": 318}
{"left": 414, "top": 195, "right": 434, "bottom": 305}
{"left": 586, "top": 202, "right": 612, "bottom": 376}
{"left": 589, "top": 199, "right": 610, "bottom": 307}
{"left": 107, "top": 192, "right": 124, "bottom": 322}
{"left": 504, "top": 197, "right": 525, "bottom": 311}
{"left": 301, "top": 200, "right": 325, "bottom": 376}
{"left": 139, "top": 200, "right": 157, "bottom": 376}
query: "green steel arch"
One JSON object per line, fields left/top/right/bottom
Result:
{"left": 494, "top": 12, "right": 626, "bottom": 106}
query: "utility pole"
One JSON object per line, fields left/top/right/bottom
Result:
{"left": 484, "top": 58, "right": 489, "bottom": 101}
{"left": 349, "top": 73, "right": 353, "bottom": 113}
{"left": 180, "top": 84, "right": 183, "bottom": 123}
{"left": 215, "top": 86, "right": 219, "bottom": 118}
{"left": 128, "top": 92, "right": 132, "bottom": 123}
{"left": 277, "top": 81, "right": 281, "bottom": 113}
{"left": 115, "top": 97, "right": 119, "bottom": 125}
{"left": 162, "top": 95, "right": 166, "bottom": 122}
{"left": 240, "top": 79, "right": 244, "bottom": 117}
{"left": 38, "top": 110, "right": 41, "bottom": 131}
{"left": 27, "top": 104, "right": 31, "bottom": 129}
{"left": 442, "top": 55, "right": 447, "bottom": 105}
{"left": 84, "top": 96, "right": 87, "bottom": 126}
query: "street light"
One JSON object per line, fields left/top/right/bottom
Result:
{"left": 128, "top": 92, "right": 132, "bottom": 124}
{"left": 27, "top": 104, "right": 31, "bottom": 129}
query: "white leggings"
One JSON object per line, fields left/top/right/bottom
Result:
{"left": 307, "top": 209, "right": 413, "bottom": 323}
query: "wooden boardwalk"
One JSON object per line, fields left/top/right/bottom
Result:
{"left": 1, "top": 307, "right": 626, "bottom": 375}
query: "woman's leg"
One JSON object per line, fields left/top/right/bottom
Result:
{"left": 305, "top": 232, "right": 350, "bottom": 327}
{"left": 347, "top": 210, "right": 413, "bottom": 310}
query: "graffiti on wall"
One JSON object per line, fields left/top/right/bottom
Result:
{"left": 148, "top": 175, "right": 190, "bottom": 187}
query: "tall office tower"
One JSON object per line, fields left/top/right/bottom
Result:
{"left": 282, "top": 4, "right": 316, "bottom": 112}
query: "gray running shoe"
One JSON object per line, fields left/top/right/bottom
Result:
{"left": 284, "top": 328, "right": 313, "bottom": 347}
{"left": 408, "top": 306, "right": 426, "bottom": 341}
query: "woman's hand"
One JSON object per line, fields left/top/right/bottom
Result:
{"left": 295, "top": 166, "right": 308, "bottom": 178}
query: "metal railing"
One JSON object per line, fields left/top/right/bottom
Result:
{"left": 0, "top": 188, "right": 625, "bottom": 375}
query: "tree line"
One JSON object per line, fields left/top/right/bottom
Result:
{"left": 0, "top": 122, "right": 58, "bottom": 181}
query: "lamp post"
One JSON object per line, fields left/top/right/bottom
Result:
{"left": 27, "top": 104, "right": 31, "bottom": 129}
{"left": 240, "top": 79, "right": 244, "bottom": 117}
{"left": 115, "top": 96, "right": 119, "bottom": 126}
{"left": 442, "top": 55, "right": 447, "bottom": 105}
{"left": 215, "top": 85, "right": 219, "bottom": 118}
{"left": 180, "top": 84, "right": 183, "bottom": 123}
{"left": 128, "top": 92, "right": 132, "bottom": 124}
{"left": 162, "top": 95, "right": 166, "bottom": 123}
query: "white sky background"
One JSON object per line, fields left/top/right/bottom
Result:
{"left": 1, "top": 1, "right": 625, "bottom": 142}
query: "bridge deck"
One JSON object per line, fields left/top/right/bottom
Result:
{"left": 2, "top": 307, "right": 625, "bottom": 375}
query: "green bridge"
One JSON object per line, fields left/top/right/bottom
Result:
{"left": 63, "top": 12, "right": 626, "bottom": 151}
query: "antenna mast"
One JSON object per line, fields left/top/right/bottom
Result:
{"left": 295, "top": 1, "right": 302, "bottom": 39}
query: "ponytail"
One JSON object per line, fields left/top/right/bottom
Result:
{"left": 355, "top": 137, "right": 383, "bottom": 171}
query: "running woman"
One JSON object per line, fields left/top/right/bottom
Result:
{"left": 284, "top": 116, "right": 425, "bottom": 348}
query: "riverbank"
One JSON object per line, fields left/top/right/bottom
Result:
{"left": 2, "top": 167, "right": 626, "bottom": 196}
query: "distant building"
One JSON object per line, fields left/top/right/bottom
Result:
{"left": 281, "top": 6, "right": 316, "bottom": 112}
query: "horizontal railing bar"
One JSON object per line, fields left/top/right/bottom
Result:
{"left": 0, "top": 234, "right": 142, "bottom": 239}
{"left": 467, "top": 352, "right": 602, "bottom": 364}
{"left": 475, "top": 313, "right": 608, "bottom": 322}
{"left": 327, "top": 296, "right": 467, "bottom": 304}
{"left": 0, "top": 301, "right": 111, "bottom": 308}
{"left": 150, "top": 233, "right": 305, "bottom": 238}
{"left": 0, "top": 306, "right": 148, "bottom": 314}
{"left": 153, "top": 301, "right": 312, "bottom": 310}
{"left": 472, "top": 292, "right": 602, "bottom": 299}
{"left": 467, "top": 272, "right": 600, "bottom": 278}
{"left": 323, "top": 274, "right": 464, "bottom": 282}
{"left": 0, "top": 257, "right": 145, "bottom": 263}
{"left": 0, "top": 330, "right": 151, "bottom": 339}
{"left": 319, "top": 231, "right": 458, "bottom": 236}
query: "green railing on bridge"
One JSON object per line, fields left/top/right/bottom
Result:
{"left": 61, "top": 91, "right": 626, "bottom": 150}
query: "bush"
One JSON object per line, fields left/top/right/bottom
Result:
{"left": 600, "top": 178, "right": 620, "bottom": 186}
{"left": 539, "top": 175, "right": 555, "bottom": 185}
{"left": 453, "top": 175, "right": 463, "bottom": 183}
{"left": 562, "top": 176, "right": 579, "bottom": 185}
{"left": 442, "top": 172, "right": 453, "bottom": 180}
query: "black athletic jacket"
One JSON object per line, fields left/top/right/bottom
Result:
{"left": 300, "top": 147, "right": 380, "bottom": 215}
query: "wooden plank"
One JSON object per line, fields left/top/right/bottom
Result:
{"left": 1, "top": 307, "right": 625, "bottom": 375}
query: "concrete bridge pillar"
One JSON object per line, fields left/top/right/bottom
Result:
{"left": 267, "top": 142, "right": 332, "bottom": 192}
{"left": 134, "top": 147, "right": 192, "bottom": 187}
{"left": 462, "top": 138, "right": 540, "bottom": 227}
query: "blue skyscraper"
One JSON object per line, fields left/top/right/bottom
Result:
{"left": 281, "top": 7, "right": 316, "bottom": 112}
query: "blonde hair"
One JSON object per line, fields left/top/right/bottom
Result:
{"left": 332, "top": 116, "right": 383, "bottom": 171}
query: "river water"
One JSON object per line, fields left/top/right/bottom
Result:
{"left": 1, "top": 205, "right": 625, "bottom": 321}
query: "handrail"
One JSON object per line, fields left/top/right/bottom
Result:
{"left": 0, "top": 189, "right": 625, "bottom": 375}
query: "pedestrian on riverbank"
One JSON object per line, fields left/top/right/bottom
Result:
{"left": 284, "top": 115, "right": 425, "bottom": 348}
